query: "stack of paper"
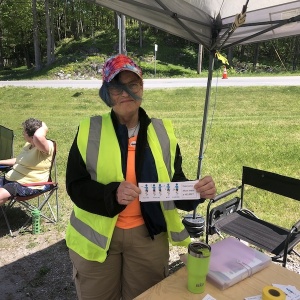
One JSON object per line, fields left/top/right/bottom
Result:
{"left": 208, "top": 237, "right": 271, "bottom": 290}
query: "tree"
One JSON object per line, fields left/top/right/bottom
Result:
{"left": 0, "top": 2, "right": 3, "bottom": 69}
{"left": 68, "top": 0, "right": 80, "bottom": 40}
{"left": 292, "top": 36, "right": 299, "bottom": 71}
{"left": 252, "top": 43, "right": 259, "bottom": 69}
{"left": 139, "top": 21, "right": 143, "bottom": 48}
{"left": 45, "top": 0, "right": 55, "bottom": 66}
{"left": 32, "top": 0, "right": 42, "bottom": 71}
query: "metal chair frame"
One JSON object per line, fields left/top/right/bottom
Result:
{"left": 206, "top": 166, "right": 300, "bottom": 267}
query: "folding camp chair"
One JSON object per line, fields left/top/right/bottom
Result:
{"left": 0, "top": 125, "right": 14, "bottom": 174}
{"left": 206, "top": 166, "right": 300, "bottom": 267}
{"left": 1, "top": 140, "right": 59, "bottom": 237}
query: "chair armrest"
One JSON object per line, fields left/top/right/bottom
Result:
{"left": 22, "top": 182, "right": 55, "bottom": 187}
{"left": 293, "top": 220, "right": 300, "bottom": 231}
{"left": 0, "top": 165, "right": 12, "bottom": 169}
{"left": 211, "top": 186, "right": 242, "bottom": 204}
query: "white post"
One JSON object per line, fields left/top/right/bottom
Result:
{"left": 154, "top": 44, "right": 158, "bottom": 77}
{"left": 118, "top": 15, "right": 121, "bottom": 54}
{"left": 197, "top": 44, "right": 203, "bottom": 74}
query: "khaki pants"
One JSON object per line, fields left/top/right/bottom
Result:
{"left": 69, "top": 224, "right": 169, "bottom": 300}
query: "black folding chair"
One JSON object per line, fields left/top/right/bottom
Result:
{"left": 0, "top": 125, "right": 14, "bottom": 174}
{"left": 206, "top": 166, "right": 300, "bottom": 267}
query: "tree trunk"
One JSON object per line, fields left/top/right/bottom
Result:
{"left": 24, "top": 44, "right": 32, "bottom": 69}
{"left": 114, "top": 12, "right": 118, "bottom": 29}
{"left": 64, "top": 0, "right": 67, "bottom": 39}
{"left": 292, "top": 36, "right": 299, "bottom": 71}
{"left": 50, "top": 1, "right": 55, "bottom": 63}
{"left": 19, "top": 30, "right": 32, "bottom": 69}
{"left": 227, "top": 47, "right": 233, "bottom": 66}
{"left": 45, "top": 0, "right": 55, "bottom": 66}
{"left": 252, "top": 43, "right": 259, "bottom": 70}
{"left": 32, "top": 0, "right": 42, "bottom": 71}
{"left": 0, "top": 27, "right": 4, "bottom": 70}
{"left": 70, "top": 0, "right": 79, "bottom": 40}
{"left": 120, "top": 15, "right": 127, "bottom": 55}
{"left": 139, "top": 21, "right": 143, "bottom": 48}
{"left": 239, "top": 45, "right": 245, "bottom": 59}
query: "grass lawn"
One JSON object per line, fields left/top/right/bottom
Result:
{"left": 0, "top": 85, "right": 299, "bottom": 233}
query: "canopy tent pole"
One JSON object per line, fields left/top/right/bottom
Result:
{"left": 196, "top": 50, "right": 215, "bottom": 180}
{"left": 183, "top": 51, "right": 215, "bottom": 235}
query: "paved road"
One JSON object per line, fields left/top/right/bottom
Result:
{"left": 0, "top": 76, "right": 299, "bottom": 89}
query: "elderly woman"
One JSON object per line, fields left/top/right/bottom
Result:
{"left": 65, "top": 54, "right": 216, "bottom": 300}
{"left": 0, "top": 118, "right": 54, "bottom": 205}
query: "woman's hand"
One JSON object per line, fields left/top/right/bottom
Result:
{"left": 194, "top": 176, "right": 216, "bottom": 199}
{"left": 34, "top": 122, "right": 48, "bottom": 138}
{"left": 116, "top": 181, "right": 141, "bottom": 206}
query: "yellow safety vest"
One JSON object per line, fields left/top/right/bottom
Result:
{"left": 66, "top": 113, "right": 191, "bottom": 262}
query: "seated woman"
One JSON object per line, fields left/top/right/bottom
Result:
{"left": 0, "top": 118, "right": 54, "bottom": 206}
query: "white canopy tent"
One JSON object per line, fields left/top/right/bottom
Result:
{"left": 88, "top": 0, "right": 300, "bottom": 177}
{"left": 89, "top": 0, "right": 300, "bottom": 51}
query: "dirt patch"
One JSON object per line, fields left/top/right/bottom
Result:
{"left": 0, "top": 227, "right": 76, "bottom": 300}
{"left": 0, "top": 219, "right": 187, "bottom": 300}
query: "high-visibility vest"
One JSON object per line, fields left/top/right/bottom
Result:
{"left": 66, "top": 113, "right": 191, "bottom": 262}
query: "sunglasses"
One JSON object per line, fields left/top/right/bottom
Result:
{"left": 108, "top": 82, "right": 142, "bottom": 96}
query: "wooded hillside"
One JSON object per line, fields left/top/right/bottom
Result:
{"left": 0, "top": 0, "right": 299, "bottom": 76}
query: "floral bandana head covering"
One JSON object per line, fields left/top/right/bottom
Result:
{"left": 102, "top": 54, "right": 142, "bottom": 83}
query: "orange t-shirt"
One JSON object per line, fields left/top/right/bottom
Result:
{"left": 116, "top": 136, "right": 145, "bottom": 229}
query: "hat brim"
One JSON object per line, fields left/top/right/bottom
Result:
{"left": 106, "top": 67, "right": 142, "bottom": 83}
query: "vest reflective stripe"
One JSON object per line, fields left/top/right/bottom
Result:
{"left": 171, "top": 229, "right": 190, "bottom": 243}
{"left": 86, "top": 116, "right": 102, "bottom": 181}
{"left": 66, "top": 205, "right": 117, "bottom": 262}
{"left": 78, "top": 114, "right": 123, "bottom": 184}
{"left": 70, "top": 210, "right": 107, "bottom": 249}
{"left": 151, "top": 118, "right": 172, "bottom": 179}
{"left": 162, "top": 201, "right": 175, "bottom": 210}
{"left": 66, "top": 114, "right": 190, "bottom": 263}
{"left": 148, "top": 120, "right": 191, "bottom": 246}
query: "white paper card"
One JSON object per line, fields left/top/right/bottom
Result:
{"left": 138, "top": 180, "right": 200, "bottom": 202}
{"left": 273, "top": 284, "right": 300, "bottom": 300}
{"left": 203, "top": 294, "right": 217, "bottom": 300}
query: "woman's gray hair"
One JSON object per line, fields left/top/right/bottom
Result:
{"left": 22, "top": 118, "right": 42, "bottom": 137}
{"left": 99, "top": 81, "right": 113, "bottom": 107}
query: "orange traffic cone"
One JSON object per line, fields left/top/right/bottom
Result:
{"left": 222, "top": 66, "right": 228, "bottom": 79}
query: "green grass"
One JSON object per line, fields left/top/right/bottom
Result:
{"left": 0, "top": 85, "right": 299, "bottom": 232}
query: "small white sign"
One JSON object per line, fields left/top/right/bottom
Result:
{"left": 273, "top": 284, "right": 300, "bottom": 300}
{"left": 203, "top": 295, "right": 217, "bottom": 300}
{"left": 154, "top": 44, "right": 158, "bottom": 51}
{"left": 138, "top": 180, "right": 200, "bottom": 202}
